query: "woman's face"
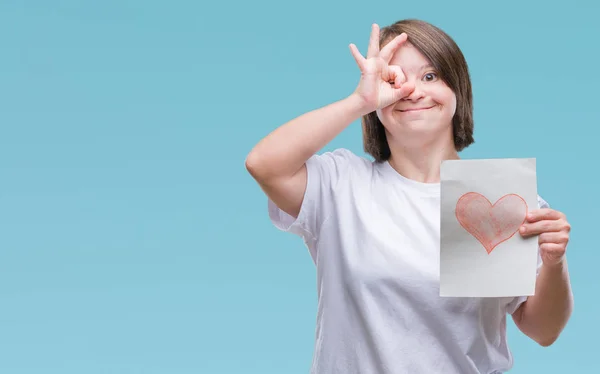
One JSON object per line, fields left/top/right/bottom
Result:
{"left": 377, "top": 42, "right": 457, "bottom": 146}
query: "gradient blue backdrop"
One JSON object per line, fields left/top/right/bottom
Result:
{"left": 1, "top": 1, "right": 597, "bottom": 373}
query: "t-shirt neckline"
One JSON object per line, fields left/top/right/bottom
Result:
{"left": 379, "top": 160, "right": 441, "bottom": 197}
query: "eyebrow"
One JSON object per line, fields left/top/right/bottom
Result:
{"left": 399, "top": 63, "right": 436, "bottom": 74}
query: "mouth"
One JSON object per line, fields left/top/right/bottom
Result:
{"left": 399, "top": 106, "right": 435, "bottom": 112}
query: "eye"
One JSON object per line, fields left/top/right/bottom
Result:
{"left": 423, "top": 72, "right": 438, "bottom": 82}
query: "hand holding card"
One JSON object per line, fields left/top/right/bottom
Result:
{"left": 440, "top": 158, "right": 540, "bottom": 297}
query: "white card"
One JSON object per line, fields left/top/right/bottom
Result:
{"left": 439, "top": 158, "right": 539, "bottom": 297}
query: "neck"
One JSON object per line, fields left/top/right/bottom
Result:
{"left": 386, "top": 134, "right": 459, "bottom": 184}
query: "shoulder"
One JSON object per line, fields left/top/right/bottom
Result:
{"left": 307, "top": 148, "right": 373, "bottom": 175}
{"left": 311, "top": 147, "right": 369, "bottom": 163}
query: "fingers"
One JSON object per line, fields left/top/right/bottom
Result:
{"left": 527, "top": 210, "right": 570, "bottom": 266}
{"left": 386, "top": 65, "right": 406, "bottom": 88}
{"left": 383, "top": 64, "right": 412, "bottom": 102}
{"left": 351, "top": 24, "right": 407, "bottom": 71}
{"left": 520, "top": 208, "right": 570, "bottom": 237}
{"left": 367, "top": 23, "right": 380, "bottom": 59}
{"left": 539, "top": 243, "right": 567, "bottom": 264}
{"left": 380, "top": 33, "right": 408, "bottom": 62}
{"left": 382, "top": 64, "right": 412, "bottom": 101}
{"left": 526, "top": 208, "right": 565, "bottom": 222}
{"left": 539, "top": 231, "right": 570, "bottom": 245}
{"left": 349, "top": 43, "right": 366, "bottom": 70}
{"left": 540, "top": 242, "right": 565, "bottom": 251}
{"left": 520, "top": 218, "right": 569, "bottom": 237}
{"left": 399, "top": 82, "right": 415, "bottom": 97}
{"left": 391, "top": 81, "right": 415, "bottom": 102}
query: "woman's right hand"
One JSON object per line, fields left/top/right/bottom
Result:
{"left": 349, "top": 24, "right": 414, "bottom": 113}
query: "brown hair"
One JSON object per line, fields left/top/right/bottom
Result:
{"left": 362, "top": 19, "right": 474, "bottom": 162}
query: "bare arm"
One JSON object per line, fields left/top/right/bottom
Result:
{"left": 245, "top": 95, "right": 368, "bottom": 217}
{"left": 512, "top": 208, "right": 574, "bottom": 346}
{"left": 512, "top": 260, "right": 573, "bottom": 346}
{"left": 245, "top": 24, "right": 411, "bottom": 218}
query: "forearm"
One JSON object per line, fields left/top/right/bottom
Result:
{"left": 515, "top": 259, "right": 574, "bottom": 346}
{"left": 245, "top": 93, "right": 369, "bottom": 181}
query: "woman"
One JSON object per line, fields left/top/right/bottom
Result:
{"left": 245, "top": 19, "right": 573, "bottom": 374}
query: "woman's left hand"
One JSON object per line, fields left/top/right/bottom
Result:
{"left": 520, "top": 209, "right": 571, "bottom": 266}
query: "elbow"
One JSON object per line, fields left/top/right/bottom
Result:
{"left": 536, "top": 335, "right": 559, "bottom": 347}
{"left": 517, "top": 316, "right": 566, "bottom": 348}
{"left": 245, "top": 152, "right": 258, "bottom": 176}
{"left": 245, "top": 151, "right": 267, "bottom": 180}
{"left": 531, "top": 325, "right": 568, "bottom": 347}
{"left": 245, "top": 149, "right": 287, "bottom": 183}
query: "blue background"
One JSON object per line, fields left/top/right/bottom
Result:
{"left": 1, "top": 0, "right": 597, "bottom": 373}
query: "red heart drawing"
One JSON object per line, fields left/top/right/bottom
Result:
{"left": 455, "top": 192, "right": 528, "bottom": 254}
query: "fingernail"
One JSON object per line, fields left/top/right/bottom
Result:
{"left": 520, "top": 226, "right": 526, "bottom": 233}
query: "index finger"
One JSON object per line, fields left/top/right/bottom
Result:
{"left": 527, "top": 208, "right": 564, "bottom": 222}
{"left": 380, "top": 33, "right": 408, "bottom": 62}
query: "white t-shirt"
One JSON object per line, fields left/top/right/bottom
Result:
{"left": 268, "top": 148, "right": 547, "bottom": 374}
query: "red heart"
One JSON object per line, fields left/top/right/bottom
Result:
{"left": 455, "top": 192, "right": 528, "bottom": 254}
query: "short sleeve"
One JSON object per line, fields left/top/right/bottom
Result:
{"left": 267, "top": 148, "right": 357, "bottom": 251}
{"left": 506, "top": 195, "right": 550, "bottom": 314}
